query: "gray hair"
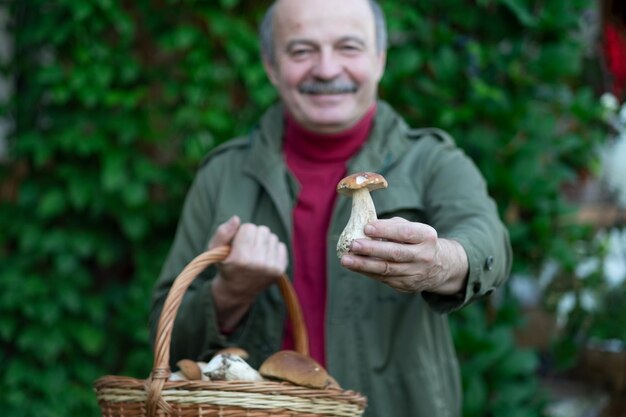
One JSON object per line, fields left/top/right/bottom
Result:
{"left": 260, "top": 0, "right": 388, "bottom": 65}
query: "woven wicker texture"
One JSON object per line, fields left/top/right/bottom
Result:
{"left": 94, "top": 246, "right": 367, "bottom": 417}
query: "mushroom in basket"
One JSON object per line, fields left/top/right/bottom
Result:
{"left": 169, "top": 359, "right": 209, "bottom": 381}
{"left": 203, "top": 348, "right": 263, "bottom": 382}
{"left": 259, "top": 350, "right": 340, "bottom": 389}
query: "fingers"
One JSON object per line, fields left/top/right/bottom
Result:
{"left": 208, "top": 218, "right": 288, "bottom": 276}
{"left": 340, "top": 219, "right": 438, "bottom": 272}
{"left": 349, "top": 239, "right": 416, "bottom": 263}
{"left": 339, "top": 218, "right": 446, "bottom": 293}
{"left": 228, "top": 223, "right": 288, "bottom": 276}
{"left": 364, "top": 217, "right": 437, "bottom": 244}
{"left": 341, "top": 252, "right": 409, "bottom": 277}
{"left": 340, "top": 254, "right": 418, "bottom": 292}
{"left": 208, "top": 215, "right": 241, "bottom": 249}
{"left": 343, "top": 235, "right": 438, "bottom": 281}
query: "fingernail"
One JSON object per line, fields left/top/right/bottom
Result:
{"left": 351, "top": 240, "right": 362, "bottom": 251}
{"left": 341, "top": 256, "right": 354, "bottom": 266}
{"left": 364, "top": 224, "right": 375, "bottom": 235}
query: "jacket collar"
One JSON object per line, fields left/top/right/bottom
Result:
{"left": 346, "top": 100, "right": 411, "bottom": 176}
{"left": 251, "top": 100, "right": 411, "bottom": 173}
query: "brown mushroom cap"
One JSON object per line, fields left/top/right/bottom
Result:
{"left": 326, "top": 374, "right": 342, "bottom": 389}
{"left": 176, "top": 359, "right": 203, "bottom": 381}
{"left": 337, "top": 172, "right": 388, "bottom": 196}
{"left": 259, "top": 350, "right": 331, "bottom": 389}
{"left": 214, "top": 347, "right": 250, "bottom": 360}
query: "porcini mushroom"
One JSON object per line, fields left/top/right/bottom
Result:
{"left": 336, "top": 172, "right": 388, "bottom": 258}
{"left": 214, "top": 346, "right": 250, "bottom": 360}
{"left": 204, "top": 353, "right": 263, "bottom": 382}
{"left": 175, "top": 359, "right": 206, "bottom": 381}
{"left": 259, "top": 350, "right": 334, "bottom": 389}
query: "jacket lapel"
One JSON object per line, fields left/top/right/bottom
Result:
{"left": 242, "top": 104, "right": 296, "bottom": 240}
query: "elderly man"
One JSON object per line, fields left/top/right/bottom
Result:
{"left": 150, "top": 0, "right": 512, "bottom": 415}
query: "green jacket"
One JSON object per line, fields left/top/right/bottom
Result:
{"left": 150, "top": 101, "right": 512, "bottom": 417}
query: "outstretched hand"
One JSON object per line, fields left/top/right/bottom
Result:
{"left": 339, "top": 217, "right": 468, "bottom": 295}
{"left": 209, "top": 215, "right": 288, "bottom": 331}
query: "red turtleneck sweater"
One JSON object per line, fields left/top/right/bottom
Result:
{"left": 281, "top": 107, "right": 376, "bottom": 366}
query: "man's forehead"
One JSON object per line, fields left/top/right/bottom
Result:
{"left": 274, "top": 0, "right": 372, "bottom": 13}
{"left": 273, "top": 0, "right": 376, "bottom": 37}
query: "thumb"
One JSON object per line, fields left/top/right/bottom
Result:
{"left": 208, "top": 215, "right": 241, "bottom": 249}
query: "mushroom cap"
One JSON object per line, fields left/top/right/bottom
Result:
{"left": 214, "top": 346, "right": 250, "bottom": 360}
{"left": 337, "top": 172, "right": 388, "bottom": 196}
{"left": 326, "top": 374, "right": 342, "bottom": 389}
{"left": 176, "top": 359, "right": 203, "bottom": 381}
{"left": 259, "top": 350, "right": 331, "bottom": 389}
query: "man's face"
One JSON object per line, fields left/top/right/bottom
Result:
{"left": 264, "top": 0, "right": 386, "bottom": 134}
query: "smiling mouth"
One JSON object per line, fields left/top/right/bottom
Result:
{"left": 298, "top": 81, "right": 358, "bottom": 95}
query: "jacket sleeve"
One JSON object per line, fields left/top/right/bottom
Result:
{"left": 418, "top": 135, "right": 513, "bottom": 313}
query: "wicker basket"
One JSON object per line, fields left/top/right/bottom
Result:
{"left": 94, "top": 245, "right": 367, "bottom": 417}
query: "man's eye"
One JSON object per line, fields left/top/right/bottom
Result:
{"left": 290, "top": 49, "right": 311, "bottom": 58}
{"left": 340, "top": 44, "right": 361, "bottom": 53}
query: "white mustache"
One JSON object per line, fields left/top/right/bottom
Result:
{"left": 298, "top": 80, "right": 358, "bottom": 95}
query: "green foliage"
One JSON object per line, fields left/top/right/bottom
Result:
{"left": 4, "top": 1, "right": 274, "bottom": 415}
{"left": 452, "top": 299, "right": 547, "bottom": 417}
{"left": 381, "top": 0, "right": 604, "bottom": 273}
{"left": 546, "top": 229, "right": 626, "bottom": 369}
{"left": 1, "top": 0, "right": 605, "bottom": 416}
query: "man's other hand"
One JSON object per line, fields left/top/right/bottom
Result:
{"left": 209, "top": 216, "right": 288, "bottom": 331}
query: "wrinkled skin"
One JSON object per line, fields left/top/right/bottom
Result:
{"left": 339, "top": 217, "right": 468, "bottom": 294}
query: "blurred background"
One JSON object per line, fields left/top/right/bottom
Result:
{"left": 1, "top": 0, "right": 625, "bottom": 416}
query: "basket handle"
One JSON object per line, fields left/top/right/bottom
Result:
{"left": 147, "top": 245, "right": 309, "bottom": 415}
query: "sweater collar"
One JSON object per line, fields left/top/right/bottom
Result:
{"left": 283, "top": 106, "right": 376, "bottom": 163}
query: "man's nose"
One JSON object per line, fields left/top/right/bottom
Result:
{"left": 311, "top": 49, "right": 342, "bottom": 79}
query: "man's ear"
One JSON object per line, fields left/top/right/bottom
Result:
{"left": 375, "top": 51, "right": 387, "bottom": 82}
{"left": 262, "top": 58, "right": 279, "bottom": 86}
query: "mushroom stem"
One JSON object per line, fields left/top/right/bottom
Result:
{"left": 337, "top": 188, "right": 377, "bottom": 257}
{"left": 335, "top": 172, "right": 387, "bottom": 258}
